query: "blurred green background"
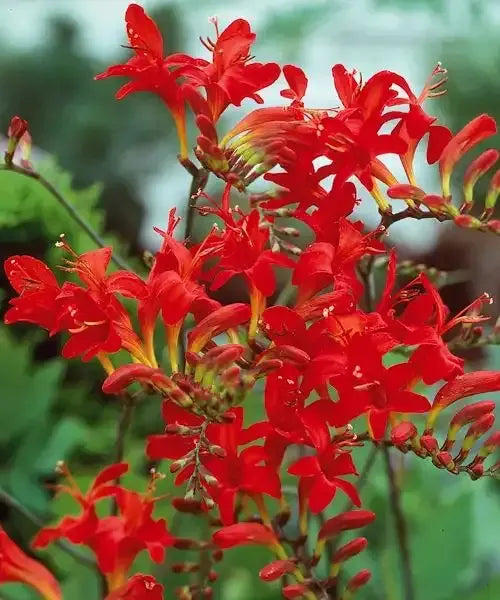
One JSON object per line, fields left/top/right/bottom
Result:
{"left": 0, "top": 0, "right": 499, "bottom": 598}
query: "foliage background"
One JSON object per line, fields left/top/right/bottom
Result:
{"left": 0, "top": 0, "right": 499, "bottom": 598}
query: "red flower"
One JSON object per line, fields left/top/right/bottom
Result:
{"left": 289, "top": 436, "right": 360, "bottom": 515}
{"left": 331, "top": 334, "right": 430, "bottom": 440}
{"left": 139, "top": 210, "right": 220, "bottom": 370}
{"left": 206, "top": 199, "right": 294, "bottom": 338}
{"left": 4, "top": 248, "right": 150, "bottom": 365}
{"left": 105, "top": 575, "right": 163, "bottom": 600}
{"left": 4, "top": 255, "right": 61, "bottom": 330}
{"left": 32, "top": 463, "right": 174, "bottom": 590}
{"left": 317, "top": 510, "right": 376, "bottom": 540}
{"left": 95, "top": 3, "right": 194, "bottom": 157}
{"left": 203, "top": 408, "right": 280, "bottom": 524}
{"left": 186, "top": 18, "right": 280, "bottom": 121}
{"left": 292, "top": 220, "right": 384, "bottom": 304}
{"left": 381, "top": 272, "right": 490, "bottom": 384}
{"left": 0, "top": 528, "right": 61, "bottom": 600}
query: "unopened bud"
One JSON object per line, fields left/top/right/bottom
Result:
{"left": 260, "top": 345, "right": 310, "bottom": 368}
{"left": 346, "top": 569, "right": 372, "bottom": 592}
{"left": 212, "top": 549, "right": 223, "bottom": 562}
{"left": 420, "top": 434, "right": 439, "bottom": 454}
{"left": 443, "top": 401, "right": 496, "bottom": 451}
{"left": 463, "top": 149, "right": 499, "bottom": 210}
{"left": 387, "top": 184, "right": 425, "bottom": 202}
{"left": 468, "top": 461, "right": 484, "bottom": 479}
{"left": 282, "top": 584, "right": 310, "bottom": 599}
{"left": 171, "top": 562, "right": 199, "bottom": 574}
{"left": 478, "top": 430, "right": 500, "bottom": 458}
{"left": 434, "top": 450, "right": 456, "bottom": 471}
{"left": 208, "top": 444, "right": 227, "bottom": 458}
{"left": 172, "top": 497, "right": 205, "bottom": 514}
{"left": 391, "top": 422, "right": 418, "bottom": 446}
{"left": 5, "top": 115, "right": 29, "bottom": 165}
{"left": 454, "top": 214, "right": 482, "bottom": 229}
{"left": 174, "top": 538, "right": 209, "bottom": 551}
{"left": 259, "top": 559, "right": 296, "bottom": 581}
{"left": 484, "top": 169, "right": 500, "bottom": 215}
{"left": 464, "top": 413, "right": 495, "bottom": 447}
{"left": 333, "top": 537, "right": 368, "bottom": 564}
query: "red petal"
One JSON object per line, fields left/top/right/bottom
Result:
{"left": 282, "top": 64, "right": 308, "bottom": 101}
{"left": 308, "top": 475, "right": 335, "bottom": 513}
{"left": 125, "top": 3, "right": 164, "bottom": 60}
{"left": 288, "top": 456, "right": 319, "bottom": 477}
{"left": 106, "top": 271, "right": 147, "bottom": 299}
{"left": 368, "top": 409, "right": 388, "bottom": 441}
{"left": 91, "top": 463, "right": 129, "bottom": 490}
{"left": 4, "top": 255, "right": 58, "bottom": 293}
{"left": 332, "top": 478, "right": 361, "bottom": 507}
{"left": 427, "top": 125, "right": 452, "bottom": 164}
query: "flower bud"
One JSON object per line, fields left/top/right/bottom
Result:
{"left": 434, "top": 451, "right": 456, "bottom": 471}
{"left": 172, "top": 562, "right": 199, "bottom": 574}
{"left": 259, "top": 345, "right": 310, "bottom": 368}
{"left": 282, "top": 584, "right": 310, "bottom": 598}
{"left": 454, "top": 214, "right": 482, "bottom": 229}
{"left": 174, "top": 538, "right": 209, "bottom": 551}
{"left": 318, "top": 511, "right": 375, "bottom": 542}
{"left": 484, "top": 169, "right": 500, "bottom": 215}
{"left": 207, "top": 444, "right": 227, "bottom": 458}
{"left": 330, "top": 537, "right": 368, "bottom": 577}
{"left": 443, "top": 401, "right": 496, "bottom": 451}
{"left": 333, "top": 537, "right": 368, "bottom": 564}
{"left": 487, "top": 219, "right": 500, "bottom": 234}
{"left": 212, "top": 523, "right": 279, "bottom": 549}
{"left": 390, "top": 421, "right": 418, "bottom": 446}
{"left": 346, "top": 569, "right": 372, "bottom": 592}
{"left": 259, "top": 559, "right": 296, "bottom": 581}
{"left": 478, "top": 430, "right": 500, "bottom": 458}
{"left": 468, "top": 461, "right": 484, "bottom": 479}
{"left": 463, "top": 149, "right": 499, "bottom": 210}
{"left": 463, "top": 413, "right": 495, "bottom": 449}
{"left": 5, "top": 116, "right": 29, "bottom": 165}
{"left": 387, "top": 184, "right": 425, "bottom": 202}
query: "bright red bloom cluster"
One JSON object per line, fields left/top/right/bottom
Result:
{"left": 2, "top": 3, "right": 500, "bottom": 600}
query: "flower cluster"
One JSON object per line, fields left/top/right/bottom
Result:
{"left": 1, "top": 4, "right": 500, "bottom": 600}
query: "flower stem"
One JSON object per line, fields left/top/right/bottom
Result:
{"left": 0, "top": 487, "right": 95, "bottom": 568}
{"left": 382, "top": 445, "right": 415, "bottom": 600}
{"left": 0, "top": 163, "right": 131, "bottom": 271}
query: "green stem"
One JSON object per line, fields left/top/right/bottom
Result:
{"left": 0, "top": 163, "right": 131, "bottom": 271}
{"left": 0, "top": 488, "right": 95, "bottom": 568}
{"left": 382, "top": 446, "right": 415, "bottom": 600}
